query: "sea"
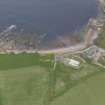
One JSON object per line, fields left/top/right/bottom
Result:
{"left": 0, "top": 0, "right": 98, "bottom": 49}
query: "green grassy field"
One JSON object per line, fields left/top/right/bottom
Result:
{"left": 0, "top": 66, "right": 49, "bottom": 105}
{"left": 51, "top": 71, "right": 105, "bottom": 105}
{"left": 98, "top": 56, "right": 105, "bottom": 66}
{"left": 0, "top": 53, "right": 104, "bottom": 105}
{"left": 0, "top": 53, "right": 52, "bottom": 105}
{"left": 0, "top": 53, "right": 53, "bottom": 70}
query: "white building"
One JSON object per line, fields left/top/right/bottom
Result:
{"left": 64, "top": 58, "right": 80, "bottom": 68}
{"left": 68, "top": 59, "right": 80, "bottom": 67}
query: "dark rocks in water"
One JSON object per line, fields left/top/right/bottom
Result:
{"left": 37, "top": 34, "right": 83, "bottom": 50}
{"left": 0, "top": 0, "right": 98, "bottom": 50}
{"left": 0, "top": 30, "right": 84, "bottom": 51}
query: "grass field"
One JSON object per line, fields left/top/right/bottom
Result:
{"left": 51, "top": 71, "right": 105, "bottom": 105}
{"left": 0, "top": 53, "right": 52, "bottom": 105}
{"left": 98, "top": 56, "right": 105, "bottom": 66}
{"left": 0, "top": 66, "right": 49, "bottom": 105}
{"left": 0, "top": 53, "right": 53, "bottom": 70}
{"left": 0, "top": 53, "right": 104, "bottom": 105}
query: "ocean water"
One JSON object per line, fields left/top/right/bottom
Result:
{"left": 0, "top": 0, "right": 98, "bottom": 49}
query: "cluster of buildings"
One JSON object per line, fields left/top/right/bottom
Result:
{"left": 55, "top": 55, "right": 81, "bottom": 69}
{"left": 82, "top": 45, "right": 105, "bottom": 62}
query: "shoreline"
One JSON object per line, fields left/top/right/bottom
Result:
{"left": 0, "top": 0, "right": 104, "bottom": 55}
{"left": 38, "top": 42, "right": 86, "bottom": 54}
{"left": 37, "top": 0, "right": 105, "bottom": 54}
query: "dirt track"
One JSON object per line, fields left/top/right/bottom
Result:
{"left": 38, "top": 43, "right": 86, "bottom": 54}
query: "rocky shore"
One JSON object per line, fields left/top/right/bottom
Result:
{"left": 0, "top": 0, "right": 104, "bottom": 54}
